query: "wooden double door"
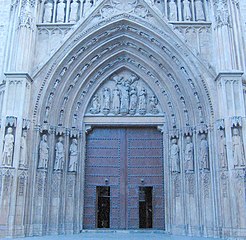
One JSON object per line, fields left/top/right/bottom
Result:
{"left": 83, "top": 127, "right": 165, "bottom": 229}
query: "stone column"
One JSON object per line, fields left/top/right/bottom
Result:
{"left": 215, "top": 71, "right": 246, "bottom": 237}
{"left": 213, "top": 0, "right": 236, "bottom": 71}
{"left": 0, "top": 73, "right": 32, "bottom": 237}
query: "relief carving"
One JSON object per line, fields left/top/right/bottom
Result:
{"left": 232, "top": 128, "right": 245, "bottom": 167}
{"left": 129, "top": 87, "right": 138, "bottom": 115}
{"left": 111, "top": 0, "right": 138, "bottom": 12}
{"left": 102, "top": 88, "right": 111, "bottom": 115}
{"left": 112, "top": 87, "right": 121, "bottom": 114}
{"left": 138, "top": 87, "right": 147, "bottom": 115}
{"left": 90, "top": 95, "right": 100, "bottom": 114}
{"left": 214, "top": 0, "right": 230, "bottom": 27}
{"left": 87, "top": 71, "right": 161, "bottom": 116}
{"left": 54, "top": 136, "right": 65, "bottom": 171}
{"left": 2, "top": 128, "right": 15, "bottom": 167}
{"left": 38, "top": 134, "right": 49, "bottom": 169}
{"left": 19, "top": 0, "right": 33, "bottom": 28}
{"left": 149, "top": 95, "right": 159, "bottom": 114}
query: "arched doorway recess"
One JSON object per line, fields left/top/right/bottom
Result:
{"left": 30, "top": 12, "right": 217, "bottom": 236}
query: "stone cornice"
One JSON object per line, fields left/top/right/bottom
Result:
{"left": 4, "top": 72, "right": 33, "bottom": 83}
{"left": 215, "top": 70, "right": 244, "bottom": 82}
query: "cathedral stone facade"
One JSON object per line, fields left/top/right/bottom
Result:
{"left": 0, "top": 0, "right": 246, "bottom": 238}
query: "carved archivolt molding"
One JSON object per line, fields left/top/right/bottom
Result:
{"left": 33, "top": 16, "right": 215, "bottom": 130}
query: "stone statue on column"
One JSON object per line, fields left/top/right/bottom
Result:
{"left": 169, "top": 0, "right": 177, "bottom": 21}
{"left": 184, "top": 136, "right": 194, "bottom": 172}
{"left": 232, "top": 128, "right": 245, "bottom": 167}
{"left": 2, "top": 127, "right": 15, "bottom": 167}
{"left": 219, "top": 130, "right": 227, "bottom": 169}
{"left": 183, "top": 0, "right": 192, "bottom": 21}
{"left": 43, "top": 0, "right": 53, "bottom": 23}
{"left": 54, "top": 136, "right": 65, "bottom": 171}
{"left": 56, "top": 0, "right": 66, "bottom": 23}
{"left": 19, "top": 130, "right": 27, "bottom": 168}
{"left": 199, "top": 134, "right": 209, "bottom": 170}
{"left": 38, "top": 134, "right": 49, "bottom": 169}
{"left": 68, "top": 139, "right": 78, "bottom": 172}
{"left": 69, "top": 0, "right": 79, "bottom": 23}
{"left": 170, "top": 138, "right": 180, "bottom": 173}
{"left": 195, "top": 0, "right": 205, "bottom": 21}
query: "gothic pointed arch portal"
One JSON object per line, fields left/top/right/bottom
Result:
{"left": 83, "top": 68, "right": 166, "bottom": 230}
{"left": 30, "top": 12, "right": 219, "bottom": 236}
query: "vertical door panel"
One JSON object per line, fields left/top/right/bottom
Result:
{"left": 84, "top": 127, "right": 164, "bottom": 230}
{"left": 127, "top": 128, "right": 164, "bottom": 229}
{"left": 84, "top": 128, "right": 121, "bottom": 229}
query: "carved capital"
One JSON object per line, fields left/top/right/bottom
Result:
{"left": 6, "top": 116, "right": 17, "bottom": 127}
{"left": 69, "top": 128, "right": 79, "bottom": 138}
{"left": 230, "top": 116, "right": 242, "bottom": 127}
{"left": 39, "top": 123, "right": 51, "bottom": 133}
{"left": 22, "top": 119, "right": 31, "bottom": 129}
{"left": 196, "top": 124, "right": 208, "bottom": 134}
{"left": 216, "top": 119, "right": 225, "bottom": 130}
{"left": 55, "top": 126, "right": 66, "bottom": 136}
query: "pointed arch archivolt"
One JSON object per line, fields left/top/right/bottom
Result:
{"left": 32, "top": 16, "right": 216, "bottom": 131}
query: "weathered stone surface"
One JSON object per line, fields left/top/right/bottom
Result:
{"left": 0, "top": 0, "right": 246, "bottom": 238}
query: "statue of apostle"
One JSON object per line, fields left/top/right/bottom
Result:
{"left": 54, "top": 136, "right": 65, "bottom": 171}
{"left": 170, "top": 138, "right": 180, "bottom": 173}
{"left": 200, "top": 134, "right": 209, "bottom": 170}
{"left": 38, "top": 134, "right": 49, "bottom": 169}
{"left": 184, "top": 136, "right": 194, "bottom": 172}
{"left": 2, "top": 127, "right": 15, "bottom": 166}
{"left": 232, "top": 128, "right": 245, "bottom": 167}
{"left": 68, "top": 139, "right": 78, "bottom": 172}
